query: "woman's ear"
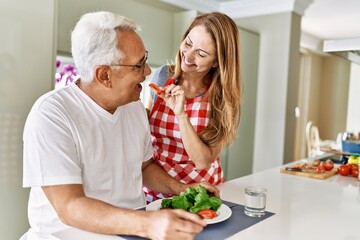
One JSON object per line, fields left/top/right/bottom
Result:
{"left": 213, "top": 61, "right": 218, "bottom": 68}
{"left": 95, "top": 66, "right": 112, "bottom": 88}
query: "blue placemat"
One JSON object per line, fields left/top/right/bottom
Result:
{"left": 119, "top": 200, "right": 275, "bottom": 240}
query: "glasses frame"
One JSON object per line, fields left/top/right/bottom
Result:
{"left": 110, "top": 51, "right": 148, "bottom": 73}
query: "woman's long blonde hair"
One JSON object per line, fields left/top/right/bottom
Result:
{"left": 170, "top": 12, "right": 242, "bottom": 148}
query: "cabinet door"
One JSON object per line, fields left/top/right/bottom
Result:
{"left": 220, "top": 28, "right": 260, "bottom": 180}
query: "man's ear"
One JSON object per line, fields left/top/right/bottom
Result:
{"left": 94, "top": 66, "right": 112, "bottom": 88}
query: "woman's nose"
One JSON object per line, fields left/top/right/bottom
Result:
{"left": 185, "top": 50, "right": 196, "bottom": 60}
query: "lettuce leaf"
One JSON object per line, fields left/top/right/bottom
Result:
{"left": 160, "top": 185, "right": 222, "bottom": 214}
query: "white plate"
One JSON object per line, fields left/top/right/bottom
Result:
{"left": 145, "top": 199, "right": 232, "bottom": 224}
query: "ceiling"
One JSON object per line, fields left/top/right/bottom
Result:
{"left": 156, "top": 0, "right": 360, "bottom": 41}
{"left": 301, "top": 0, "right": 360, "bottom": 40}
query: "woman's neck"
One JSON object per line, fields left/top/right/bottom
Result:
{"left": 180, "top": 72, "right": 208, "bottom": 99}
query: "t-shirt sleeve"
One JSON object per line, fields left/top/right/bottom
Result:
{"left": 23, "top": 101, "right": 82, "bottom": 187}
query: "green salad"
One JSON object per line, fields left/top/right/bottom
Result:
{"left": 160, "top": 185, "right": 222, "bottom": 213}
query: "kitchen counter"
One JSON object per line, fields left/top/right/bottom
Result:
{"left": 53, "top": 160, "right": 360, "bottom": 240}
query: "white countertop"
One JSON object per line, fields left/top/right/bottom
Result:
{"left": 53, "top": 161, "right": 360, "bottom": 240}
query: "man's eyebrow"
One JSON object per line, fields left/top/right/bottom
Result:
{"left": 137, "top": 52, "right": 147, "bottom": 64}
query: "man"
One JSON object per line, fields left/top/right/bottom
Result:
{"left": 22, "top": 11, "right": 219, "bottom": 240}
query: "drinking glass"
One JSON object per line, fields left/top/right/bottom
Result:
{"left": 244, "top": 186, "right": 267, "bottom": 217}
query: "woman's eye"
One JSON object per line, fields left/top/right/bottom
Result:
{"left": 185, "top": 41, "right": 192, "bottom": 47}
{"left": 197, "top": 51, "right": 206, "bottom": 58}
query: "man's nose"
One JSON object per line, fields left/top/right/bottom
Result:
{"left": 143, "top": 64, "right": 152, "bottom": 76}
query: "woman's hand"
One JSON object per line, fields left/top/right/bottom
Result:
{"left": 162, "top": 84, "right": 186, "bottom": 116}
{"left": 187, "top": 181, "right": 220, "bottom": 197}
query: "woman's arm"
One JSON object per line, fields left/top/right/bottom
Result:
{"left": 160, "top": 85, "right": 222, "bottom": 170}
{"left": 142, "top": 159, "right": 220, "bottom": 196}
{"left": 177, "top": 112, "right": 222, "bottom": 169}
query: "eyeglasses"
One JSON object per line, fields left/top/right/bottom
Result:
{"left": 110, "top": 51, "right": 148, "bottom": 73}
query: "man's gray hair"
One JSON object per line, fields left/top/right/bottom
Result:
{"left": 71, "top": 11, "right": 140, "bottom": 83}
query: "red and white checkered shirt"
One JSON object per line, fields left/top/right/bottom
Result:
{"left": 144, "top": 78, "right": 224, "bottom": 203}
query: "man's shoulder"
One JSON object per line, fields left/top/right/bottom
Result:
{"left": 32, "top": 85, "right": 74, "bottom": 112}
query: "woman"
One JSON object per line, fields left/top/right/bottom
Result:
{"left": 144, "top": 12, "right": 241, "bottom": 202}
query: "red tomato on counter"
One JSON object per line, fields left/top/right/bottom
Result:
{"left": 338, "top": 165, "right": 351, "bottom": 176}
{"left": 198, "top": 209, "right": 218, "bottom": 219}
{"left": 347, "top": 164, "right": 359, "bottom": 178}
{"left": 352, "top": 168, "right": 359, "bottom": 178}
{"left": 321, "top": 159, "right": 334, "bottom": 171}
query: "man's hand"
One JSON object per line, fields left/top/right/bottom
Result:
{"left": 42, "top": 183, "right": 206, "bottom": 238}
{"left": 146, "top": 209, "right": 206, "bottom": 240}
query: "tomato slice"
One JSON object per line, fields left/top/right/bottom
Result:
{"left": 197, "top": 209, "right": 218, "bottom": 219}
{"left": 316, "top": 165, "right": 325, "bottom": 173}
{"left": 149, "top": 83, "right": 165, "bottom": 95}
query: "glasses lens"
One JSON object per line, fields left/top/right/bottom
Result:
{"left": 140, "top": 51, "right": 148, "bottom": 72}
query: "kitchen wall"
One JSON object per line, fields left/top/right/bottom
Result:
{"left": 235, "top": 12, "right": 302, "bottom": 170}
{"left": 0, "top": 0, "right": 57, "bottom": 239}
{"left": 305, "top": 52, "right": 323, "bottom": 127}
{"left": 235, "top": 10, "right": 359, "bottom": 163}
{"left": 300, "top": 33, "right": 360, "bottom": 153}
{"left": 295, "top": 50, "right": 351, "bottom": 158}
{"left": 319, "top": 56, "right": 350, "bottom": 139}
{"left": 347, "top": 63, "right": 360, "bottom": 132}
{"left": 57, "top": 0, "right": 178, "bottom": 66}
{"left": 220, "top": 28, "right": 259, "bottom": 180}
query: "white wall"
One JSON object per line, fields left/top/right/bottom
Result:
{"left": 221, "top": 28, "right": 260, "bottom": 180}
{"left": 347, "top": 63, "right": 360, "bottom": 132}
{"left": 319, "top": 56, "right": 350, "bottom": 139}
{"left": 173, "top": 10, "right": 198, "bottom": 59}
{"left": 235, "top": 12, "right": 302, "bottom": 172}
{"left": 58, "top": 0, "right": 179, "bottom": 67}
{"left": 0, "top": 0, "right": 57, "bottom": 239}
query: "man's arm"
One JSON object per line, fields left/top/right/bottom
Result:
{"left": 141, "top": 159, "right": 220, "bottom": 196}
{"left": 42, "top": 184, "right": 147, "bottom": 235}
{"left": 42, "top": 184, "right": 206, "bottom": 239}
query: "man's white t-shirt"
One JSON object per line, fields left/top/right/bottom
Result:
{"left": 23, "top": 81, "right": 153, "bottom": 239}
